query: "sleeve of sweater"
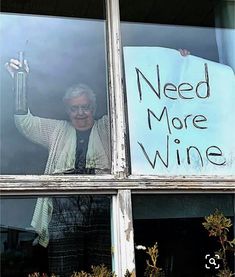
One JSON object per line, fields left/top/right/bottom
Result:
{"left": 97, "top": 114, "right": 110, "bottom": 164}
{"left": 14, "top": 110, "right": 61, "bottom": 149}
{"left": 31, "top": 197, "right": 53, "bottom": 248}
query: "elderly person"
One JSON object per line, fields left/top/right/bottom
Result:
{"left": 6, "top": 59, "right": 111, "bottom": 276}
{"left": 6, "top": 59, "right": 110, "bottom": 175}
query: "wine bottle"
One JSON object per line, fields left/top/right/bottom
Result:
{"left": 14, "top": 51, "right": 27, "bottom": 114}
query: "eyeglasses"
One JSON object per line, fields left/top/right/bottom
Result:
{"left": 68, "top": 104, "right": 92, "bottom": 114}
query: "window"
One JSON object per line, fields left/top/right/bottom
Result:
{"left": 0, "top": 1, "right": 118, "bottom": 275}
{"left": 1, "top": 195, "right": 111, "bottom": 276}
{"left": 120, "top": 0, "right": 235, "bottom": 176}
{"left": 1, "top": 6, "right": 110, "bottom": 175}
{"left": 132, "top": 193, "right": 235, "bottom": 276}
{"left": 0, "top": 0, "right": 234, "bottom": 276}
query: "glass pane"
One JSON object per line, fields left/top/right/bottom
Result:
{"left": 0, "top": 6, "right": 111, "bottom": 175}
{"left": 132, "top": 194, "right": 235, "bottom": 276}
{"left": 1, "top": 1, "right": 104, "bottom": 20}
{"left": 0, "top": 195, "right": 111, "bottom": 276}
{"left": 120, "top": 0, "right": 235, "bottom": 176}
{"left": 120, "top": 0, "right": 235, "bottom": 28}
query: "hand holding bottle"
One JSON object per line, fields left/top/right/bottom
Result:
{"left": 6, "top": 52, "right": 29, "bottom": 114}
{"left": 5, "top": 57, "right": 29, "bottom": 78}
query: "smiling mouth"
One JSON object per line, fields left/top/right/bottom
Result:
{"left": 75, "top": 117, "right": 87, "bottom": 120}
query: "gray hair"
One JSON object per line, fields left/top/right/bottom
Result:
{"left": 63, "top": 83, "right": 96, "bottom": 115}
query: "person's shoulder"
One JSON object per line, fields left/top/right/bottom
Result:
{"left": 96, "top": 114, "right": 108, "bottom": 124}
{"left": 95, "top": 114, "right": 108, "bottom": 127}
{"left": 94, "top": 115, "right": 109, "bottom": 134}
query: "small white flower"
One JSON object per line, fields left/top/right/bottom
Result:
{"left": 135, "top": 245, "right": 147, "bottom": 250}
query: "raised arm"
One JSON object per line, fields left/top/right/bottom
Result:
{"left": 14, "top": 112, "right": 63, "bottom": 149}
{"left": 6, "top": 56, "right": 62, "bottom": 148}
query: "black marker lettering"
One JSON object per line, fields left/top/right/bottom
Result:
{"left": 138, "top": 136, "right": 169, "bottom": 168}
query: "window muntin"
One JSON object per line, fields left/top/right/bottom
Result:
{"left": 0, "top": 10, "right": 111, "bottom": 175}
{"left": 1, "top": 195, "right": 112, "bottom": 276}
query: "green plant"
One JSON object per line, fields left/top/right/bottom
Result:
{"left": 202, "top": 209, "right": 235, "bottom": 277}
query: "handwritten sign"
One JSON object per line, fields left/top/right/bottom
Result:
{"left": 123, "top": 47, "right": 235, "bottom": 176}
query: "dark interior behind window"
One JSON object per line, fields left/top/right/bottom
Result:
{"left": 132, "top": 194, "right": 235, "bottom": 277}
{"left": 119, "top": 0, "right": 234, "bottom": 28}
{"left": 1, "top": 0, "right": 104, "bottom": 19}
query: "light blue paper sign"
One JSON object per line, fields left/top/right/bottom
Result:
{"left": 123, "top": 47, "right": 235, "bottom": 176}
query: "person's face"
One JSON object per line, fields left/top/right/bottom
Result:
{"left": 65, "top": 95, "right": 94, "bottom": 131}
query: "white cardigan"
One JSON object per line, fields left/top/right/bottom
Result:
{"left": 15, "top": 111, "right": 110, "bottom": 174}
{"left": 15, "top": 111, "right": 110, "bottom": 247}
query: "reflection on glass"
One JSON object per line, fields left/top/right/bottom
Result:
{"left": 0, "top": 11, "right": 110, "bottom": 175}
{"left": 0, "top": 196, "right": 111, "bottom": 277}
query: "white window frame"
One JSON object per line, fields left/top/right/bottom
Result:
{"left": 0, "top": 0, "right": 234, "bottom": 276}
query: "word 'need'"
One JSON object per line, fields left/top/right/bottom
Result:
{"left": 136, "top": 63, "right": 210, "bottom": 101}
